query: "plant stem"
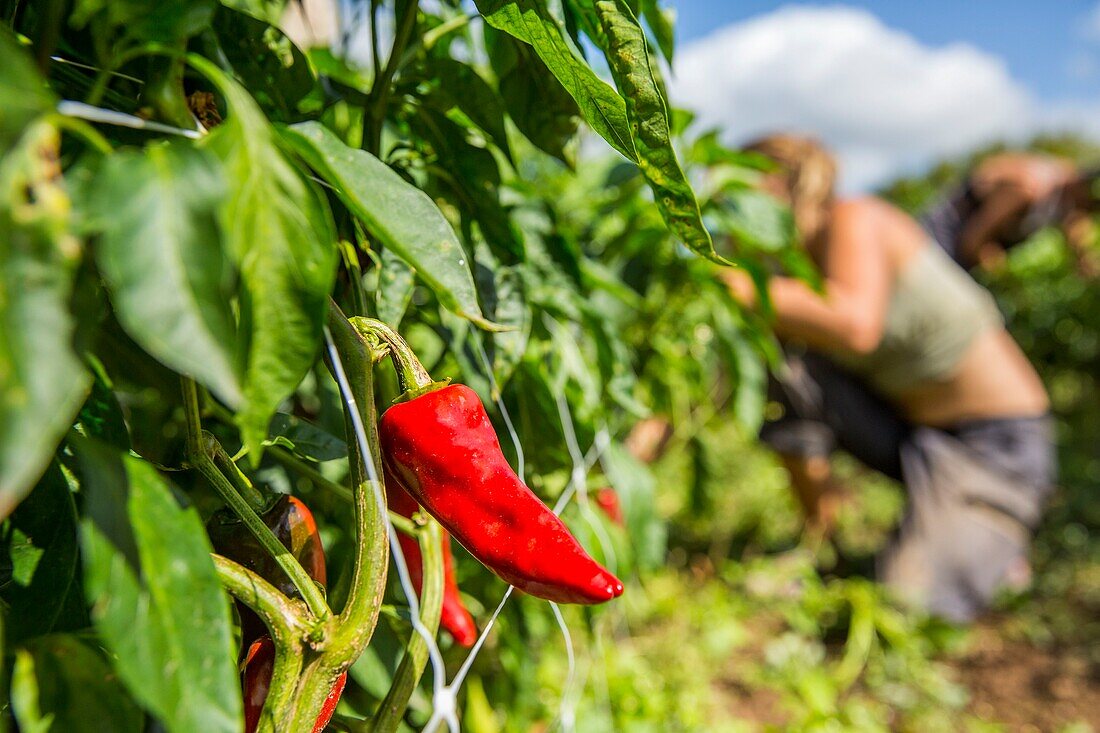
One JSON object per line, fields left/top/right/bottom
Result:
{"left": 398, "top": 11, "right": 474, "bottom": 67}
{"left": 362, "top": 0, "right": 420, "bottom": 155}
{"left": 181, "top": 378, "right": 332, "bottom": 623}
{"left": 285, "top": 305, "right": 391, "bottom": 733}
{"left": 210, "top": 438, "right": 268, "bottom": 513}
{"left": 368, "top": 521, "right": 445, "bottom": 733}
{"left": 350, "top": 316, "right": 448, "bottom": 399}
{"left": 325, "top": 304, "right": 390, "bottom": 646}
{"left": 214, "top": 556, "right": 308, "bottom": 733}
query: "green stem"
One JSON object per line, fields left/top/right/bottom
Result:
{"left": 210, "top": 438, "right": 268, "bottom": 513}
{"left": 144, "top": 50, "right": 193, "bottom": 128}
{"left": 362, "top": 0, "right": 420, "bottom": 155}
{"left": 284, "top": 306, "right": 391, "bottom": 733}
{"left": 214, "top": 556, "right": 307, "bottom": 733}
{"left": 398, "top": 12, "right": 474, "bottom": 67}
{"left": 212, "top": 554, "right": 307, "bottom": 646}
{"left": 325, "top": 303, "right": 389, "bottom": 646}
{"left": 349, "top": 316, "right": 448, "bottom": 400}
{"left": 368, "top": 521, "right": 445, "bottom": 733}
{"left": 181, "top": 378, "right": 332, "bottom": 623}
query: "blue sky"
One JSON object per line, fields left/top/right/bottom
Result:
{"left": 665, "top": 2, "right": 1100, "bottom": 189}
{"left": 673, "top": 1, "right": 1099, "bottom": 103}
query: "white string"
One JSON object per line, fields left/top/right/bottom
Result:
{"left": 421, "top": 329, "right": 530, "bottom": 733}
{"left": 470, "top": 333, "right": 525, "bottom": 480}
{"left": 548, "top": 602, "right": 578, "bottom": 733}
{"left": 343, "top": 322, "right": 612, "bottom": 733}
{"left": 591, "top": 629, "right": 617, "bottom": 733}
{"left": 552, "top": 389, "right": 589, "bottom": 514}
{"left": 323, "top": 328, "right": 449, "bottom": 703}
{"left": 50, "top": 56, "right": 144, "bottom": 83}
{"left": 57, "top": 100, "right": 203, "bottom": 138}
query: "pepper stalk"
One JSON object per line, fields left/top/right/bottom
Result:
{"left": 349, "top": 316, "right": 449, "bottom": 401}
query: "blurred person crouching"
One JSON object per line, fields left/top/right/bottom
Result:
{"left": 721, "top": 134, "right": 1056, "bottom": 623}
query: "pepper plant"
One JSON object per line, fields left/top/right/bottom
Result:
{"left": 0, "top": 0, "right": 805, "bottom": 730}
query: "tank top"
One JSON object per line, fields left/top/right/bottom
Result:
{"left": 828, "top": 243, "right": 1003, "bottom": 398}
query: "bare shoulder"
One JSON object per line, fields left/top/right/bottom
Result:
{"left": 832, "top": 196, "right": 903, "bottom": 227}
{"left": 831, "top": 196, "right": 926, "bottom": 259}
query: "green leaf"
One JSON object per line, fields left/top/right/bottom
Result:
{"left": 211, "top": 5, "right": 317, "bottom": 121}
{"left": 409, "top": 107, "right": 524, "bottom": 261}
{"left": 0, "top": 121, "right": 91, "bottom": 519}
{"left": 600, "top": 443, "right": 665, "bottom": 568}
{"left": 473, "top": 242, "right": 530, "bottom": 387}
{"left": 1, "top": 461, "right": 79, "bottom": 644}
{"left": 485, "top": 29, "right": 579, "bottom": 166}
{"left": 717, "top": 188, "right": 797, "bottom": 254}
{"left": 421, "top": 57, "right": 513, "bottom": 163}
{"left": 72, "top": 0, "right": 216, "bottom": 42}
{"left": 89, "top": 143, "right": 241, "bottom": 406}
{"left": 474, "top": 0, "right": 636, "bottom": 161}
{"left": 80, "top": 447, "right": 241, "bottom": 733}
{"left": 280, "top": 121, "right": 495, "bottom": 328}
{"left": 13, "top": 635, "right": 144, "bottom": 733}
{"left": 76, "top": 359, "right": 131, "bottom": 451}
{"left": 11, "top": 650, "right": 53, "bottom": 733}
{"left": 376, "top": 245, "right": 416, "bottom": 329}
{"left": 640, "top": 0, "right": 675, "bottom": 63}
{"left": 266, "top": 413, "right": 347, "bottom": 461}
{"left": 0, "top": 29, "right": 55, "bottom": 151}
{"left": 191, "top": 57, "right": 338, "bottom": 461}
{"left": 593, "top": 0, "right": 720, "bottom": 262}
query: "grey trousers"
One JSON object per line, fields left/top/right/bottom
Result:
{"left": 760, "top": 350, "right": 1056, "bottom": 622}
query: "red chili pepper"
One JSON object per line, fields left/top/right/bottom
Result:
{"left": 208, "top": 495, "right": 327, "bottom": 650}
{"left": 242, "top": 636, "right": 346, "bottom": 733}
{"left": 385, "top": 475, "right": 478, "bottom": 646}
{"left": 594, "top": 487, "right": 625, "bottom": 527}
{"left": 379, "top": 384, "right": 623, "bottom": 605}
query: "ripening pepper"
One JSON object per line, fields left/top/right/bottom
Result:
{"left": 385, "top": 473, "right": 478, "bottom": 646}
{"left": 379, "top": 384, "right": 624, "bottom": 605}
{"left": 242, "top": 636, "right": 346, "bottom": 733}
{"left": 595, "top": 487, "right": 625, "bottom": 527}
{"left": 207, "top": 495, "right": 327, "bottom": 650}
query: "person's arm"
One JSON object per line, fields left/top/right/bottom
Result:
{"left": 722, "top": 198, "right": 893, "bottom": 355}
{"left": 958, "top": 184, "right": 1031, "bottom": 269}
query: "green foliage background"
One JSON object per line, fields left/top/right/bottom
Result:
{"left": 0, "top": 0, "right": 1097, "bottom": 730}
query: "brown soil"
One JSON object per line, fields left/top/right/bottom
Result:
{"left": 948, "top": 623, "right": 1100, "bottom": 732}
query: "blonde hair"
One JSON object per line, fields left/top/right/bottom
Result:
{"left": 744, "top": 134, "right": 837, "bottom": 244}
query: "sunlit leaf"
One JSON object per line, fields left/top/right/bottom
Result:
{"left": 594, "top": 0, "right": 720, "bottom": 262}
{"left": 0, "top": 29, "right": 54, "bottom": 151}
{"left": 485, "top": 29, "right": 579, "bottom": 166}
{"left": 1, "top": 461, "right": 79, "bottom": 644}
{"left": 89, "top": 143, "right": 241, "bottom": 406}
{"left": 79, "top": 442, "right": 241, "bottom": 733}
{"left": 0, "top": 121, "right": 90, "bottom": 519}
{"left": 12, "top": 635, "right": 143, "bottom": 733}
{"left": 281, "top": 120, "right": 496, "bottom": 328}
{"left": 192, "top": 57, "right": 338, "bottom": 461}
{"left": 376, "top": 245, "right": 416, "bottom": 329}
{"left": 475, "top": 0, "right": 636, "bottom": 160}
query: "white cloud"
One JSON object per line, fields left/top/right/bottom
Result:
{"left": 670, "top": 5, "right": 1097, "bottom": 191}
{"left": 1083, "top": 2, "right": 1100, "bottom": 41}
